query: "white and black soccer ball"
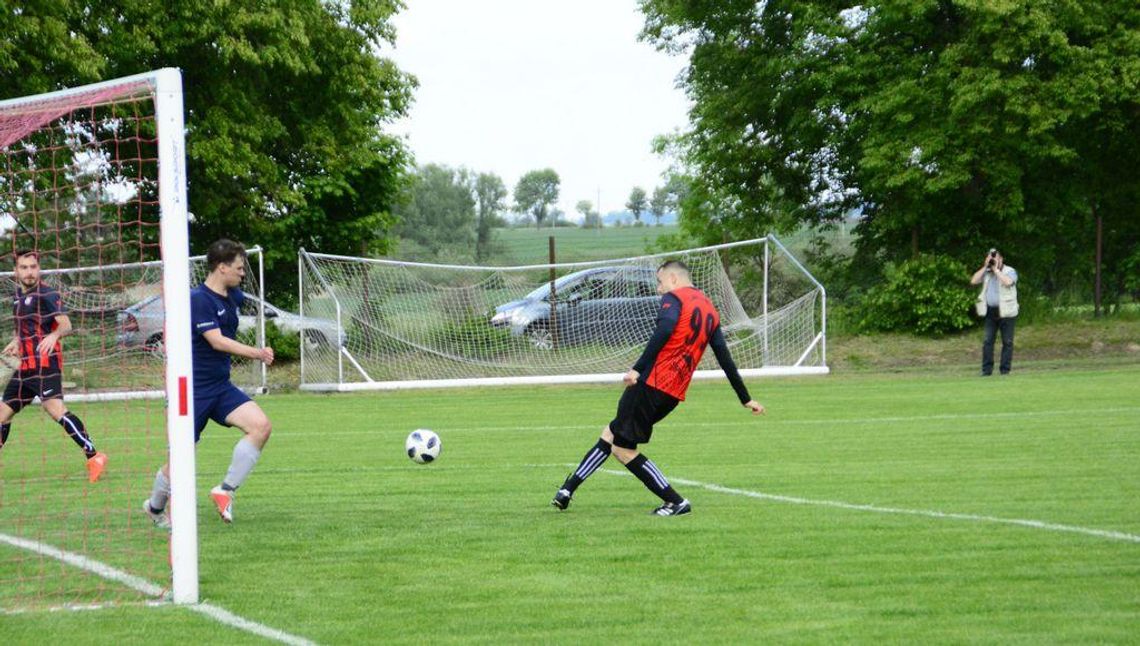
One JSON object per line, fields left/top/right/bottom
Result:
{"left": 405, "top": 429, "right": 441, "bottom": 464}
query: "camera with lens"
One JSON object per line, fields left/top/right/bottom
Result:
{"left": 986, "top": 249, "right": 997, "bottom": 269}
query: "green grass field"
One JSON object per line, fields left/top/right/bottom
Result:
{"left": 2, "top": 363, "right": 1139, "bottom": 643}
{"left": 491, "top": 225, "right": 680, "bottom": 265}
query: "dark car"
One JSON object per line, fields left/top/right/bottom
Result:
{"left": 490, "top": 266, "right": 660, "bottom": 348}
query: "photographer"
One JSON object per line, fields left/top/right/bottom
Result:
{"left": 970, "top": 248, "right": 1019, "bottom": 375}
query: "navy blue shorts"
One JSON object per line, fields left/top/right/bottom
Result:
{"left": 194, "top": 382, "right": 251, "bottom": 442}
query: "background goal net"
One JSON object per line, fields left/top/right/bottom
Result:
{"left": 0, "top": 70, "right": 197, "bottom": 609}
{"left": 299, "top": 236, "right": 827, "bottom": 391}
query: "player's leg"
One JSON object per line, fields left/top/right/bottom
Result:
{"left": 210, "top": 386, "right": 270, "bottom": 523}
{"left": 0, "top": 403, "right": 15, "bottom": 451}
{"left": 145, "top": 398, "right": 210, "bottom": 529}
{"left": 613, "top": 390, "right": 689, "bottom": 515}
{"left": 42, "top": 382, "right": 107, "bottom": 482}
{"left": 221, "top": 399, "right": 271, "bottom": 489}
{"left": 42, "top": 397, "right": 95, "bottom": 458}
{"left": 552, "top": 385, "right": 648, "bottom": 510}
{"left": 0, "top": 373, "right": 27, "bottom": 452}
{"left": 143, "top": 463, "right": 172, "bottom": 530}
{"left": 552, "top": 426, "right": 614, "bottom": 509}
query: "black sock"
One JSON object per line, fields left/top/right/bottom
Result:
{"left": 624, "top": 454, "right": 684, "bottom": 504}
{"left": 562, "top": 439, "right": 612, "bottom": 494}
{"left": 59, "top": 412, "right": 96, "bottom": 459}
{"left": 0, "top": 422, "right": 9, "bottom": 449}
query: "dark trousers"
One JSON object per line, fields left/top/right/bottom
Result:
{"left": 981, "top": 309, "right": 1016, "bottom": 375}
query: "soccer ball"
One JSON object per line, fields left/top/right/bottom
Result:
{"left": 405, "top": 429, "right": 441, "bottom": 464}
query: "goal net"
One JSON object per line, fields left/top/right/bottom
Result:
{"left": 0, "top": 247, "right": 267, "bottom": 401}
{"left": 0, "top": 70, "right": 199, "bottom": 610}
{"left": 299, "top": 236, "right": 827, "bottom": 391}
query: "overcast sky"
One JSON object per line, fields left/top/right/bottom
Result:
{"left": 386, "top": 0, "right": 690, "bottom": 221}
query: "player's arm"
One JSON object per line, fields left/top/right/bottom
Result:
{"left": 36, "top": 312, "right": 73, "bottom": 355}
{"left": 626, "top": 293, "right": 681, "bottom": 385}
{"left": 709, "top": 325, "right": 765, "bottom": 415}
{"left": 201, "top": 328, "right": 274, "bottom": 365}
{"left": 3, "top": 334, "right": 18, "bottom": 356}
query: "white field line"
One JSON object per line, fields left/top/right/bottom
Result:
{"left": 0, "top": 532, "right": 318, "bottom": 645}
{"left": 592, "top": 468, "right": 1140, "bottom": 545}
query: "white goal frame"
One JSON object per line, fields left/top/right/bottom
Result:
{"left": 0, "top": 68, "right": 199, "bottom": 605}
{"left": 298, "top": 235, "right": 827, "bottom": 392}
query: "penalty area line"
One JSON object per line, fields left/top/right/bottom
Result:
{"left": 0, "top": 532, "right": 318, "bottom": 645}
{"left": 589, "top": 468, "right": 1140, "bottom": 545}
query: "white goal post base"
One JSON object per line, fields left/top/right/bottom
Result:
{"left": 301, "top": 366, "right": 830, "bottom": 392}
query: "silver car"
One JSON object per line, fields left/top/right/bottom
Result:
{"left": 117, "top": 293, "right": 344, "bottom": 353}
{"left": 490, "top": 266, "right": 660, "bottom": 349}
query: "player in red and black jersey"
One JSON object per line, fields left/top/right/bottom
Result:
{"left": 0, "top": 250, "right": 107, "bottom": 482}
{"left": 552, "top": 260, "right": 764, "bottom": 516}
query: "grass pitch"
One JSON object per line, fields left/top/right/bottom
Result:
{"left": 2, "top": 363, "right": 1138, "bottom": 643}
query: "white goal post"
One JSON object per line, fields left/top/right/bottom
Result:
{"left": 298, "top": 235, "right": 827, "bottom": 392}
{"left": 0, "top": 69, "right": 199, "bottom": 606}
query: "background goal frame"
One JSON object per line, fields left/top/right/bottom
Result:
{"left": 298, "top": 235, "right": 827, "bottom": 392}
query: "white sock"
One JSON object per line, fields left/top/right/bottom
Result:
{"left": 148, "top": 468, "right": 171, "bottom": 512}
{"left": 222, "top": 438, "right": 262, "bottom": 491}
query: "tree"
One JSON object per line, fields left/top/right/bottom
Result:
{"left": 626, "top": 187, "right": 648, "bottom": 224}
{"left": 514, "top": 169, "right": 560, "bottom": 229}
{"left": 394, "top": 164, "right": 476, "bottom": 257}
{"left": 641, "top": 1, "right": 1140, "bottom": 306}
{"left": 0, "top": 0, "right": 415, "bottom": 303}
{"left": 576, "top": 200, "right": 601, "bottom": 228}
{"left": 649, "top": 186, "right": 670, "bottom": 226}
{"left": 474, "top": 173, "right": 507, "bottom": 262}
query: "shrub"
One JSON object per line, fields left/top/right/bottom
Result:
{"left": 236, "top": 321, "right": 301, "bottom": 363}
{"left": 857, "top": 254, "right": 975, "bottom": 336}
{"left": 439, "top": 312, "right": 513, "bottom": 354}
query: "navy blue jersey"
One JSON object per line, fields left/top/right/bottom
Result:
{"left": 190, "top": 284, "right": 243, "bottom": 392}
{"left": 12, "top": 283, "right": 65, "bottom": 371}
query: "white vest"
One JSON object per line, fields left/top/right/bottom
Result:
{"left": 975, "top": 265, "right": 1019, "bottom": 318}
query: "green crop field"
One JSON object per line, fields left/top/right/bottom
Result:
{"left": 2, "top": 364, "right": 1138, "bottom": 643}
{"left": 490, "top": 225, "right": 681, "bottom": 265}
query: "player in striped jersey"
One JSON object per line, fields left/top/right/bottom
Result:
{"left": 0, "top": 250, "right": 107, "bottom": 482}
{"left": 552, "top": 260, "right": 764, "bottom": 516}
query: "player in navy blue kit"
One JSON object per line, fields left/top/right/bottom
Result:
{"left": 144, "top": 239, "right": 274, "bottom": 527}
{"left": 552, "top": 260, "right": 765, "bottom": 516}
{"left": 0, "top": 250, "right": 107, "bottom": 482}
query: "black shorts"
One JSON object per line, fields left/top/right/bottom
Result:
{"left": 609, "top": 383, "right": 679, "bottom": 449}
{"left": 3, "top": 370, "right": 64, "bottom": 413}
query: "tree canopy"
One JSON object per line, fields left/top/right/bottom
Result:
{"left": 626, "top": 186, "right": 648, "bottom": 224}
{"left": 2, "top": 0, "right": 415, "bottom": 302}
{"left": 641, "top": 0, "right": 1139, "bottom": 304}
{"left": 513, "top": 169, "right": 560, "bottom": 229}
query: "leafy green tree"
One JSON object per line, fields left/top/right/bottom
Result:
{"left": 514, "top": 169, "right": 560, "bottom": 229}
{"left": 626, "top": 186, "right": 648, "bottom": 224}
{"left": 394, "top": 164, "right": 476, "bottom": 257}
{"left": 649, "top": 186, "right": 670, "bottom": 226}
{"left": 0, "top": 0, "right": 415, "bottom": 303}
{"left": 474, "top": 173, "right": 507, "bottom": 262}
{"left": 641, "top": 0, "right": 1139, "bottom": 308}
{"left": 576, "top": 200, "right": 601, "bottom": 228}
